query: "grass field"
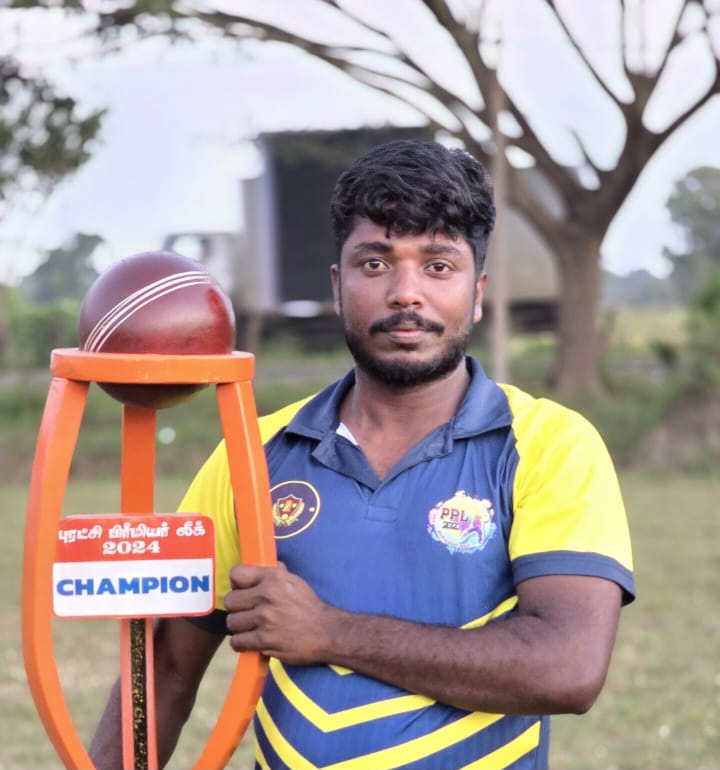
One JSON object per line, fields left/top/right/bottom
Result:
{"left": 3, "top": 472, "right": 719, "bottom": 770}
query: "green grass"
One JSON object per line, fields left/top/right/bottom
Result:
{"left": 550, "top": 472, "right": 720, "bottom": 770}
{"left": 3, "top": 473, "right": 719, "bottom": 769}
{"left": 607, "top": 306, "right": 688, "bottom": 352}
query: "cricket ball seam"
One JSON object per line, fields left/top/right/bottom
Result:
{"left": 82, "top": 271, "right": 213, "bottom": 352}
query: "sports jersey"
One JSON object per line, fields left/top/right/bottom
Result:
{"left": 180, "top": 356, "right": 635, "bottom": 770}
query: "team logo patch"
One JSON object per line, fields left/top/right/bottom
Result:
{"left": 427, "top": 491, "right": 497, "bottom": 554}
{"left": 271, "top": 481, "right": 320, "bottom": 539}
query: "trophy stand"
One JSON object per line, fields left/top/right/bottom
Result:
{"left": 22, "top": 348, "right": 276, "bottom": 770}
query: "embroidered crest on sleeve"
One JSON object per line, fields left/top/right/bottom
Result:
{"left": 427, "top": 491, "right": 497, "bottom": 554}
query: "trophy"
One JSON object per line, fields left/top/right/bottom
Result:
{"left": 22, "top": 252, "right": 276, "bottom": 769}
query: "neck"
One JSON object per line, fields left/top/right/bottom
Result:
{"left": 341, "top": 358, "right": 471, "bottom": 436}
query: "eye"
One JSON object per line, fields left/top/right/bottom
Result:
{"left": 426, "top": 261, "right": 454, "bottom": 275}
{"left": 361, "top": 258, "right": 389, "bottom": 273}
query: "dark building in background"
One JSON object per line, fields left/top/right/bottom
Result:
{"left": 266, "top": 127, "right": 434, "bottom": 308}
{"left": 164, "top": 126, "right": 558, "bottom": 348}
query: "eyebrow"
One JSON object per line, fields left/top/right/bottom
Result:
{"left": 350, "top": 241, "right": 464, "bottom": 256}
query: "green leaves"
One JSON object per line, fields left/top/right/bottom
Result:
{"left": 686, "top": 268, "right": 720, "bottom": 390}
{"left": 0, "top": 54, "right": 105, "bottom": 213}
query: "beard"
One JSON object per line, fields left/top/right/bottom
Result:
{"left": 343, "top": 310, "right": 472, "bottom": 388}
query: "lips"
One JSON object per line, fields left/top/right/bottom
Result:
{"left": 389, "top": 323, "right": 425, "bottom": 333}
{"left": 370, "top": 312, "right": 444, "bottom": 335}
{"left": 388, "top": 326, "right": 426, "bottom": 337}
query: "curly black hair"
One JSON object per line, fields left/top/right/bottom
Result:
{"left": 330, "top": 139, "right": 496, "bottom": 270}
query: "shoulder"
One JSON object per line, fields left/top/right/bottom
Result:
{"left": 184, "top": 394, "right": 318, "bottom": 491}
{"left": 257, "top": 394, "right": 317, "bottom": 444}
{"left": 498, "top": 383, "right": 605, "bottom": 456}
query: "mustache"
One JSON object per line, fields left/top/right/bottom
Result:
{"left": 369, "top": 311, "right": 444, "bottom": 335}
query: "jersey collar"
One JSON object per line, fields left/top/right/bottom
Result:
{"left": 285, "top": 356, "right": 513, "bottom": 441}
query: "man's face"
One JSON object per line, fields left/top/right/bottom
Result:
{"left": 331, "top": 218, "right": 486, "bottom": 388}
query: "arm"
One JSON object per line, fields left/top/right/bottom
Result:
{"left": 89, "top": 617, "right": 224, "bottom": 770}
{"left": 225, "top": 564, "right": 622, "bottom": 715}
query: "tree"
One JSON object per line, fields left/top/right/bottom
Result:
{"left": 16, "top": 0, "right": 720, "bottom": 392}
{"left": 663, "top": 165, "right": 720, "bottom": 301}
{"left": 19, "top": 232, "right": 102, "bottom": 303}
{"left": 0, "top": 52, "right": 104, "bottom": 219}
{"left": 686, "top": 266, "right": 720, "bottom": 391}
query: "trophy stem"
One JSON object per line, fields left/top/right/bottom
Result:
{"left": 120, "top": 406, "right": 158, "bottom": 770}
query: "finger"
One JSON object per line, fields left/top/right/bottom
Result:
{"left": 223, "top": 586, "right": 260, "bottom": 613}
{"left": 228, "top": 564, "right": 265, "bottom": 589}
{"left": 228, "top": 629, "right": 265, "bottom": 654}
{"left": 225, "top": 609, "right": 260, "bottom": 635}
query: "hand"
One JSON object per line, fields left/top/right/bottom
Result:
{"left": 224, "top": 562, "right": 337, "bottom": 664}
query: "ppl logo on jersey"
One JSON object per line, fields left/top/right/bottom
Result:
{"left": 271, "top": 480, "right": 321, "bottom": 539}
{"left": 427, "top": 491, "right": 497, "bottom": 554}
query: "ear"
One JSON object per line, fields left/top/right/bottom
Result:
{"left": 473, "top": 273, "right": 487, "bottom": 323}
{"left": 330, "top": 264, "right": 341, "bottom": 316}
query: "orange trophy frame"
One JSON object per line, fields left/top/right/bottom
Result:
{"left": 22, "top": 348, "right": 277, "bottom": 770}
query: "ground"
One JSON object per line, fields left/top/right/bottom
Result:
{"left": 635, "top": 390, "right": 720, "bottom": 471}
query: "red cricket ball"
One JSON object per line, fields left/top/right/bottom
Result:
{"left": 78, "top": 250, "right": 235, "bottom": 409}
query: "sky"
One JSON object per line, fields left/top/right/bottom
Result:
{"left": 1, "top": 1, "right": 720, "bottom": 285}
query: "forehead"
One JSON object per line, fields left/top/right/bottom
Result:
{"left": 341, "top": 217, "right": 472, "bottom": 258}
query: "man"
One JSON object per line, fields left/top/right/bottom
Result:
{"left": 90, "top": 140, "right": 634, "bottom": 769}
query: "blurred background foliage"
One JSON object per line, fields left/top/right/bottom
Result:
{"left": 0, "top": 52, "right": 103, "bottom": 220}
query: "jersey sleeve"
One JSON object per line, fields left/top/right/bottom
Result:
{"left": 176, "top": 394, "right": 317, "bottom": 626}
{"left": 503, "top": 386, "right": 635, "bottom": 603}
{"left": 177, "top": 439, "right": 239, "bottom": 614}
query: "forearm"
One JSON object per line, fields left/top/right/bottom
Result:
{"left": 316, "top": 607, "right": 596, "bottom": 715}
{"left": 88, "top": 674, "right": 194, "bottom": 770}
{"left": 89, "top": 619, "right": 222, "bottom": 769}
{"left": 88, "top": 679, "right": 123, "bottom": 770}
{"left": 226, "top": 567, "right": 622, "bottom": 718}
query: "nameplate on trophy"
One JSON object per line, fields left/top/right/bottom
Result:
{"left": 53, "top": 514, "right": 215, "bottom": 619}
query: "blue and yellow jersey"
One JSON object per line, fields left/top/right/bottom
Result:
{"left": 180, "top": 357, "right": 634, "bottom": 770}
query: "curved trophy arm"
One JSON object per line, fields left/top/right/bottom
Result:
{"left": 193, "top": 381, "right": 277, "bottom": 770}
{"left": 23, "top": 377, "right": 94, "bottom": 770}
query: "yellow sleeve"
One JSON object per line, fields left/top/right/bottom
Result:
{"left": 502, "top": 385, "right": 634, "bottom": 595}
{"left": 177, "top": 394, "right": 316, "bottom": 609}
{"left": 177, "top": 439, "right": 237, "bottom": 609}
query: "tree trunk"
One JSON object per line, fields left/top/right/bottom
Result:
{"left": 549, "top": 234, "right": 604, "bottom": 394}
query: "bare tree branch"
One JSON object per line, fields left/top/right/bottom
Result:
{"left": 646, "top": 0, "right": 688, "bottom": 85}
{"left": 655, "top": 54, "right": 720, "bottom": 144}
{"left": 623, "top": 0, "right": 689, "bottom": 117}
{"left": 421, "top": 0, "right": 492, "bottom": 108}
{"left": 176, "top": 3, "right": 600, "bottom": 201}
{"left": 567, "top": 129, "right": 602, "bottom": 178}
{"left": 545, "top": 0, "right": 626, "bottom": 108}
{"left": 506, "top": 167, "right": 566, "bottom": 245}
{"left": 501, "top": 94, "right": 585, "bottom": 199}
{"left": 619, "top": 0, "right": 630, "bottom": 80}
{"left": 590, "top": 6, "right": 720, "bottom": 228}
{"left": 193, "top": 8, "right": 478, "bottom": 109}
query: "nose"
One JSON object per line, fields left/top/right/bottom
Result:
{"left": 387, "top": 264, "right": 423, "bottom": 309}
